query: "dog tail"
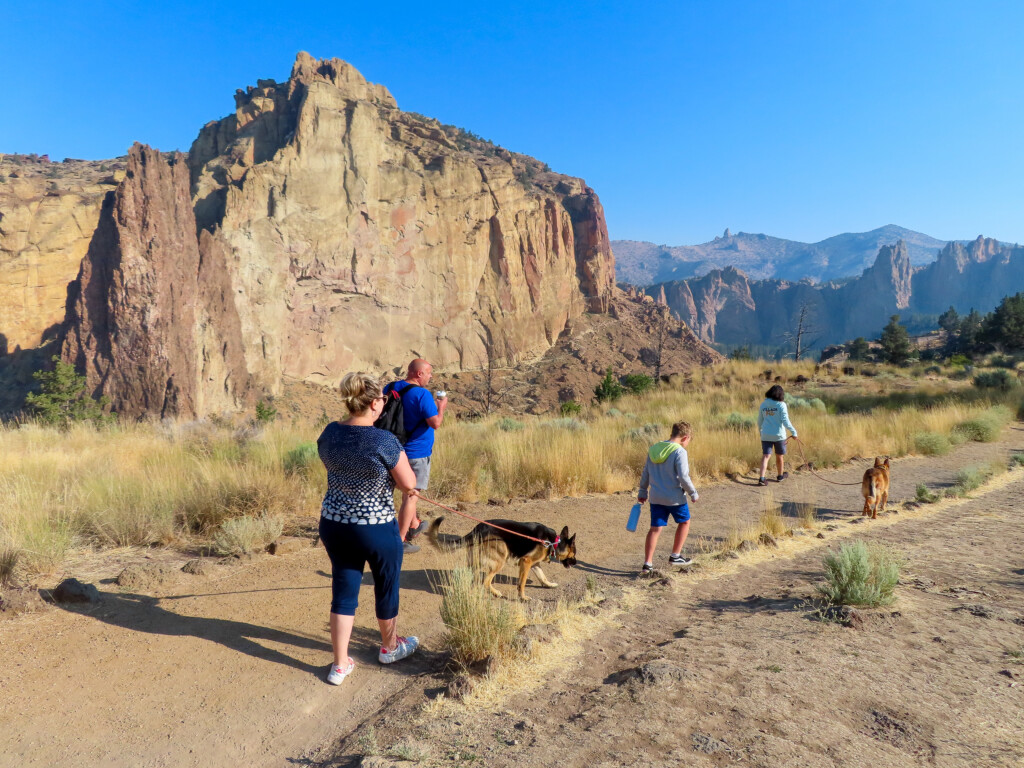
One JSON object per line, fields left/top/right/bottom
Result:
{"left": 862, "top": 473, "right": 876, "bottom": 501}
{"left": 425, "top": 516, "right": 464, "bottom": 552}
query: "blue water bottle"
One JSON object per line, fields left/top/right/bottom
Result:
{"left": 626, "top": 502, "right": 643, "bottom": 532}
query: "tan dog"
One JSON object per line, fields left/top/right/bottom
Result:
{"left": 861, "top": 457, "right": 890, "bottom": 518}
{"left": 427, "top": 517, "right": 577, "bottom": 600}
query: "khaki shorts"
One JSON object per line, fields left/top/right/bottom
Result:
{"left": 409, "top": 456, "right": 431, "bottom": 490}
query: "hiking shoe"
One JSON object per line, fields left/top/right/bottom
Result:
{"left": 379, "top": 636, "right": 419, "bottom": 664}
{"left": 777, "top": 472, "right": 789, "bottom": 482}
{"left": 402, "top": 541, "right": 420, "bottom": 554}
{"left": 405, "top": 520, "right": 428, "bottom": 540}
{"left": 641, "top": 562, "right": 654, "bottom": 574}
{"left": 327, "top": 658, "right": 354, "bottom": 685}
{"left": 757, "top": 477, "right": 768, "bottom": 487}
{"left": 668, "top": 554, "right": 693, "bottom": 566}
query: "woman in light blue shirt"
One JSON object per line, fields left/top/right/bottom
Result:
{"left": 757, "top": 384, "right": 798, "bottom": 486}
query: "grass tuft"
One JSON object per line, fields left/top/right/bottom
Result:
{"left": 818, "top": 541, "right": 901, "bottom": 607}
{"left": 913, "top": 431, "right": 951, "bottom": 456}
{"left": 437, "top": 566, "right": 526, "bottom": 666}
{"left": 212, "top": 513, "right": 284, "bottom": 555}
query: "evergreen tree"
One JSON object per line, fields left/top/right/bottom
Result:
{"left": 879, "top": 315, "right": 912, "bottom": 365}
{"left": 24, "top": 356, "right": 111, "bottom": 427}
{"left": 938, "top": 306, "right": 960, "bottom": 333}
{"left": 594, "top": 368, "right": 624, "bottom": 403}
{"left": 847, "top": 337, "right": 870, "bottom": 361}
{"left": 982, "top": 293, "right": 1024, "bottom": 349}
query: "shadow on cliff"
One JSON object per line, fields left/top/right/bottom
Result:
{"left": 0, "top": 330, "right": 60, "bottom": 418}
{"left": 51, "top": 588, "right": 334, "bottom": 675}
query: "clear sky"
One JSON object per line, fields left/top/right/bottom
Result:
{"left": 3, "top": 1, "right": 1021, "bottom": 246}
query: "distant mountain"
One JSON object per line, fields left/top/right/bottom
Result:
{"left": 653, "top": 236, "right": 1024, "bottom": 350}
{"left": 613, "top": 225, "right": 948, "bottom": 286}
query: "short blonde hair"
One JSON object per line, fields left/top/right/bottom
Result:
{"left": 670, "top": 421, "right": 692, "bottom": 440}
{"left": 338, "top": 372, "right": 383, "bottom": 416}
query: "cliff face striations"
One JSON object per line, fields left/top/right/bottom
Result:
{"left": 51, "top": 53, "right": 617, "bottom": 417}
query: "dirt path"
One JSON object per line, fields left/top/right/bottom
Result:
{"left": 3, "top": 428, "right": 1023, "bottom": 767}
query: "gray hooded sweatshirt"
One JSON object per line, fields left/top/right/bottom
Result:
{"left": 638, "top": 441, "right": 698, "bottom": 506}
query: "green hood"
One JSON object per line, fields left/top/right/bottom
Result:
{"left": 648, "top": 441, "right": 680, "bottom": 464}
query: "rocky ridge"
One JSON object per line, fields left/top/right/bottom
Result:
{"left": 2, "top": 53, "right": 716, "bottom": 418}
{"left": 654, "top": 237, "right": 1024, "bottom": 348}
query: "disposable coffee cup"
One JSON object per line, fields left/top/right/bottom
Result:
{"left": 436, "top": 390, "right": 447, "bottom": 398}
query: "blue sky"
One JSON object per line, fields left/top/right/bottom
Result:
{"left": 3, "top": 1, "right": 1022, "bottom": 245}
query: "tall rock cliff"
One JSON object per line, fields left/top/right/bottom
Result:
{"left": 54, "top": 53, "right": 617, "bottom": 417}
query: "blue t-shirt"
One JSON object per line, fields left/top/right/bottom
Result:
{"left": 317, "top": 423, "right": 402, "bottom": 524}
{"left": 386, "top": 381, "right": 439, "bottom": 460}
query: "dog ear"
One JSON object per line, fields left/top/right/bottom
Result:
{"left": 559, "top": 526, "right": 570, "bottom": 540}
{"left": 884, "top": 457, "right": 890, "bottom": 467}
{"left": 568, "top": 533, "right": 576, "bottom": 544}
{"left": 874, "top": 457, "right": 883, "bottom": 467}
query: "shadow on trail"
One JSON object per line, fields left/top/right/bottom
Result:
{"left": 573, "top": 559, "right": 635, "bottom": 577}
{"left": 52, "top": 590, "right": 330, "bottom": 675}
{"left": 695, "top": 594, "right": 808, "bottom": 615}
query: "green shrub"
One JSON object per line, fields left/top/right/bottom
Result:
{"left": 915, "top": 484, "right": 939, "bottom": 503}
{"left": 725, "top": 412, "right": 755, "bottom": 431}
{"left": 542, "top": 418, "right": 587, "bottom": 432}
{"left": 438, "top": 567, "right": 524, "bottom": 665}
{"left": 283, "top": 442, "right": 319, "bottom": 475}
{"left": 949, "top": 354, "right": 971, "bottom": 366}
{"left": 949, "top": 465, "right": 993, "bottom": 496}
{"left": 559, "top": 400, "right": 582, "bottom": 417}
{"left": 605, "top": 408, "right": 623, "bottom": 418}
{"left": 924, "top": 365, "right": 942, "bottom": 375}
{"left": 212, "top": 513, "right": 284, "bottom": 555}
{"left": 989, "top": 354, "right": 1017, "bottom": 368}
{"left": 624, "top": 423, "right": 662, "bottom": 442}
{"left": 913, "top": 431, "right": 951, "bottom": 456}
{"left": 954, "top": 415, "right": 1002, "bottom": 443}
{"left": 807, "top": 397, "right": 827, "bottom": 412}
{"left": 622, "top": 373, "right": 654, "bottom": 396}
{"left": 594, "top": 368, "right": 624, "bottom": 403}
{"left": 972, "top": 369, "right": 1017, "bottom": 392}
{"left": 255, "top": 400, "right": 277, "bottom": 423}
{"left": 818, "top": 541, "right": 901, "bottom": 607}
{"left": 496, "top": 417, "right": 524, "bottom": 432}
{"left": 24, "top": 356, "right": 111, "bottom": 427}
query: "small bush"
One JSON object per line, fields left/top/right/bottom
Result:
{"left": 924, "top": 365, "right": 942, "bottom": 375}
{"left": 624, "top": 423, "right": 662, "bottom": 442}
{"left": 725, "top": 412, "right": 755, "bottom": 431}
{"left": 24, "top": 356, "right": 111, "bottom": 427}
{"left": 212, "top": 513, "right": 283, "bottom": 555}
{"left": 559, "top": 401, "right": 582, "bottom": 417}
{"left": 915, "top": 484, "right": 939, "bottom": 503}
{"left": 605, "top": 408, "right": 622, "bottom": 418}
{"left": 542, "top": 418, "right": 586, "bottom": 432}
{"left": 989, "top": 354, "right": 1016, "bottom": 368}
{"left": 953, "top": 416, "right": 1001, "bottom": 443}
{"left": 496, "top": 418, "right": 524, "bottom": 432}
{"left": 0, "top": 544, "right": 19, "bottom": 586}
{"left": 594, "top": 368, "right": 624, "bottom": 403}
{"left": 913, "top": 431, "right": 951, "bottom": 456}
{"left": 255, "top": 400, "right": 277, "bottom": 423}
{"left": 438, "top": 566, "right": 524, "bottom": 665}
{"left": 949, "top": 354, "right": 971, "bottom": 366}
{"left": 807, "top": 397, "right": 827, "bottom": 412}
{"left": 283, "top": 442, "right": 319, "bottom": 475}
{"left": 949, "top": 465, "right": 993, "bottom": 496}
{"left": 973, "top": 369, "right": 1017, "bottom": 392}
{"left": 622, "top": 373, "right": 654, "bottom": 396}
{"left": 818, "top": 541, "right": 901, "bottom": 607}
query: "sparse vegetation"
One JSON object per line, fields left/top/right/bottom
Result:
{"left": 559, "top": 400, "right": 582, "bottom": 417}
{"left": 916, "top": 484, "right": 940, "bottom": 503}
{"left": 212, "top": 513, "right": 284, "bottom": 555}
{"left": 496, "top": 418, "right": 524, "bottom": 432}
{"left": 818, "top": 541, "right": 901, "bottom": 607}
{"left": 914, "top": 431, "right": 951, "bottom": 456}
{"left": 255, "top": 400, "right": 277, "bottom": 423}
{"left": 24, "top": 356, "right": 111, "bottom": 427}
{"left": 437, "top": 566, "right": 525, "bottom": 666}
{"left": 594, "top": 368, "right": 624, "bottom": 403}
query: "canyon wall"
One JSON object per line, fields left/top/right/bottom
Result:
{"left": 657, "top": 238, "right": 1024, "bottom": 348}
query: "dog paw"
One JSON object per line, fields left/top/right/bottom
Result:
{"left": 543, "top": 583, "right": 559, "bottom": 589}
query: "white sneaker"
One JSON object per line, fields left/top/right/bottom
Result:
{"left": 379, "top": 636, "right": 419, "bottom": 664}
{"left": 327, "top": 658, "right": 354, "bottom": 685}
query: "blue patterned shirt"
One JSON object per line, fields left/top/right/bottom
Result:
{"left": 317, "top": 423, "right": 403, "bottom": 524}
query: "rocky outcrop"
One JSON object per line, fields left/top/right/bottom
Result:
{"left": 53, "top": 53, "right": 617, "bottom": 417}
{"left": 0, "top": 156, "right": 122, "bottom": 354}
{"left": 656, "top": 239, "right": 1024, "bottom": 348}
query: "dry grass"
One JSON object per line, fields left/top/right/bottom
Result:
{"left": 0, "top": 360, "right": 1017, "bottom": 580}
{"left": 212, "top": 513, "right": 284, "bottom": 556}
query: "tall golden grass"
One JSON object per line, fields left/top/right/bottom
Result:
{"left": 0, "top": 360, "right": 1016, "bottom": 582}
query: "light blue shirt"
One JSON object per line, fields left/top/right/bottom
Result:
{"left": 757, "top": 399, "right": 797, "bottom": 441}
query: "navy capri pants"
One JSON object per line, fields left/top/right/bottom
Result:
{"left": 318, "top": 517, "right": 403, "bottom": 619}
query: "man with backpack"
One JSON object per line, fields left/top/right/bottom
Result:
{"left": 376, "top": 359, "right": 448, "bottom": 553}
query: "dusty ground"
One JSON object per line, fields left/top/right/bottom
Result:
{"left": 2, "top": 429, "right": 1023, "bottom": 767}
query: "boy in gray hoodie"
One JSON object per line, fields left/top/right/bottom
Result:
{"left": 637, "top": 421, "right": 699, "bottom": 572}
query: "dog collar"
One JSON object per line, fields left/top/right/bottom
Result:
{"left": 547, "top": 535, "right": 561, "bottom": 562}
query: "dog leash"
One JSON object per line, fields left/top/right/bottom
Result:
{"left": 786, "top": 436, "right": 866, "bottom": 487}
{"left": 414, "top": 493, "right": 558, "bottom": 553}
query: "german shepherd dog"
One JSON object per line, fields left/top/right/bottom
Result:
{"left": 861, "top": 457, "right": 890, "bottom": 519}
{"left": 427, "top": 517, "right": 577, "bottom": 600}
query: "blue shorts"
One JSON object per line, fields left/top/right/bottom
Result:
{"left": 761, "top": 440, "right": 787, "bottom": 456}
{"left": 318, "top": 517, "right": 403, "bottom": 619}
{"left": 650, "top": 502, "right": 690, "bottom": 527}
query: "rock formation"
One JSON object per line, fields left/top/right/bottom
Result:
{"left": 655, "top": 238, "right": 1024, "bottom": 349}
{"left": 48, "top": 53, "right": 624, "bottom": 417}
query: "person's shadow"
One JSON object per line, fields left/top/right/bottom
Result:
{"left": 53, "top": 589, "right": 332, "bottom": 675}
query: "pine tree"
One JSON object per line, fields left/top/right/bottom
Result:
{"left": 24, "top": 356, "right": 110, "bottom": 426}
{"left": 879, "top": 315, "right": 912, "bottom": 365}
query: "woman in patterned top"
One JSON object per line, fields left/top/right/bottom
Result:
{"left": 317, "top": 372, "right": 419, "bottom": 685}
